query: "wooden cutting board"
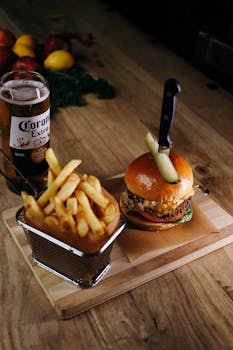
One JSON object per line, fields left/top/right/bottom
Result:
{"left": 2, "top": 184, "right": 233, "bottom": 319}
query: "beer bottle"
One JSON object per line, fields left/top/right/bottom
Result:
{"left": 0, "top": 70, "right": 50, "bottom": 194}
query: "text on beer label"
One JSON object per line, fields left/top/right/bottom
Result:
{"left": 10, "top": 108, "right": 50, "bottom": 150}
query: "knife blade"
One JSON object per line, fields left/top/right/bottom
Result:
{"left": 158, "top": 78, "right": 181, "bottom": 152}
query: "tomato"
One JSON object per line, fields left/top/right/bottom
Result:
{"left": 134, "top": 201, "right": 184, "bottom": 223}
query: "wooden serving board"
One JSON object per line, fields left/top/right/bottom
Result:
{"left": 2, "top": 188, "right": 233, "bottom": 320}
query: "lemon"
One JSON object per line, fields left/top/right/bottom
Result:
{"left": 12, "top": 43, "right": 35, "bottom": 58}
{"left": 15, "top": 34, "right": 36, "bottom": 49}
{"left": 44, "top": 50, "right": 75, "bottom": 71}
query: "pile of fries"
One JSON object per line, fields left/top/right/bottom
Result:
{"left": 22, "top": 148, "right": 120, "bottom": 239}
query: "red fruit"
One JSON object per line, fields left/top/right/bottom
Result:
{"left": 0, "top": 29, "right": 16, "bottom": 48}
{"left": 11, "top": 56, "right": 42, "bottom": 72}
{"left": 0, "top": 46, "right": 17, "bottom": 73}
{"left": 44, "top": 34, "right": 71, "bottom": 56}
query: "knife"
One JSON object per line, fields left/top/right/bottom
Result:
{"left": 158, "top": 78, "right": 181, "bottom": 152}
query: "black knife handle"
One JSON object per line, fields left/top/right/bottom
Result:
{"left": 158, "top": 78, "right": 181, "bottom": 149}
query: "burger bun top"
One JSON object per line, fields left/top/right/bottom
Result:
{"left": 124, "top": 152, "right": 194, "bottom": 203}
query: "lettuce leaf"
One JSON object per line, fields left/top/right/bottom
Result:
{"left": 173, "top": 204, "right": 193, "bottom": 224}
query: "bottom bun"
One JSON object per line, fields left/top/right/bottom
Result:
{"left": 119, "top": 192, "right": 177, "bottom": 231}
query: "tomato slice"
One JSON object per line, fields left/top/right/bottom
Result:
{"left": 134, "top": 201, "right": 184, "bottom": 223}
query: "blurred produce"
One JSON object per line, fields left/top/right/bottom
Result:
{"left": 14, "top": 34, "right": 36, "bottom": 50}
{"left": 0, "top": 46, "right": 16, "bottom": 73}
{"left": 44, "top": 34, "right": 71, "bottom": 56}
{"left": 12, "top": 43, "right": 36, "bottom": 58}
{"left": 0, "top": 28, "right": 16, "bottom": 47}
{"left": 44, "top": 50, "right": 75, "bottom": 71}
{"left": 12, "top": 56, "right": 42, "bottom": 72}
{"left": 0, "top": 29, "right": 115, "bottom": 113}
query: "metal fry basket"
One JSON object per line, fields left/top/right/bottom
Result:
{"left": 1, "top": 148, "right": 126, "bottom": 288}
{"left": 16, "top": 207, "right": 126, "bottom": 288}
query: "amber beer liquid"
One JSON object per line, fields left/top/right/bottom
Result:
{"left": 0, "top": 71, "right": 50, "bottom": 194}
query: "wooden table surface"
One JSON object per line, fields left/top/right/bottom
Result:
{"left": 0, "top": 1, "right": 233, "bottom": 349}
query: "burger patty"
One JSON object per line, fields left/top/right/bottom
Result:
{"left": 144, "top": 197, "right": 192, "bottom": 219}
{"left": 126, "top": 189, "right": 192, "bottom": 219}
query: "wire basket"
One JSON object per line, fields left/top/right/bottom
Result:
{"left": 1, "top": 148, "right": 126, "bottom": 287}
{"left": 16, "top": 207, "right": 126, "bottom": 288}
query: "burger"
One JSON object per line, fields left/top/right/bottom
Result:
{"left": 120, "top": 151, "right": 194, "bottom": 231}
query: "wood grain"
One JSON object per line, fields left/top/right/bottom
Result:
{"left": 0, "top": 0, "right": 233, "bottom": 349}
{"left": 3, "top": 192, "right": 233, "bottom": 319}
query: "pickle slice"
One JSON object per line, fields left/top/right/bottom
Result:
{"left": 145, "top": 132, "right": 180, "bottom": 184}
{"left": 145, "top": 132, "right": 158, "bottom": 154}
{"left": 153, "top": 152, "right": 180, "bottom": 183}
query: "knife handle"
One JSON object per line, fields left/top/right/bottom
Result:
{"left": 158, "top": 78, "right": 181, "bottom": 149}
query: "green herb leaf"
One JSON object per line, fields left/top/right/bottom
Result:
{"left": 173, "top": 204, "right": 193, "bottom": 224}
{"left": 44, "top": 66, "right": 116, "bottom": 115}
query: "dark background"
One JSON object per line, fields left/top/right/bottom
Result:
{"left": 103, "top": 0, "right": 233, "bottom": 92}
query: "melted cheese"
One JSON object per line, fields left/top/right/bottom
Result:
{"left": 126, "top": 188, "right": 195, "bottom": 216}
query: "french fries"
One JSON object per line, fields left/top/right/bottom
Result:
{"left": 22, "top": 148, "right": 119, "bottom": 241}
{"left": 76, "top": 210, "right": 90, "bottom": 237}
{"left": 45, "top": 148, "right": 62, "bottom": 176}
{"left": 47, "top": 169, "right": 55, "bottom": 188}
{"left": 102, "top": 203, "right": 119, "bottom": 224}
{"left": 23, "top": 193, "right": 44, "bottom": 222}
{"left": 43, "top": 173, "right": 80, "bottom": 215}
{"left": 75, "top": 190, "right": 104, "bottom": 235}
{"left": 37, "top": 159, "right": 81, "bottom": 207}
{"left": 66, "top": 197, "right": 78, "bottom": 215}
{"left": 87, "top": 175, "right": 102, "bottom": 192}
{"left": 79, "top": 180, "right": 109, "bottom": 209}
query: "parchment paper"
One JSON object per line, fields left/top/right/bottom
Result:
{"left": 117, "top": 202, "right": 219, "bottom": 262}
